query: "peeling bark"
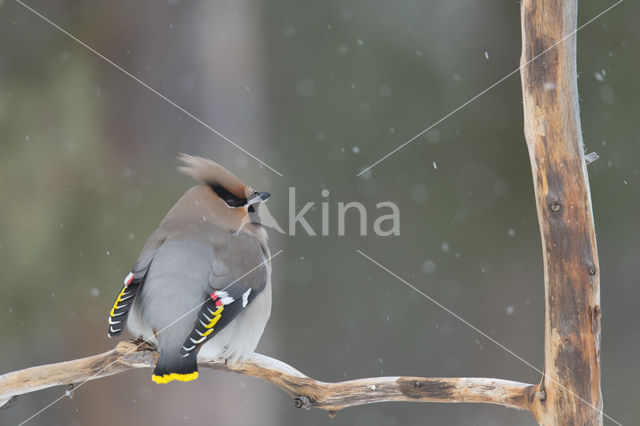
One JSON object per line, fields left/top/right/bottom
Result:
{"left": 519, "top": 0, "right": 603, "bottom": 424}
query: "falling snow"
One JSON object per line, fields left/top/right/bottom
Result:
{"left": 378, "top": 85, "right": 392, "bottom": 97}
{"left": 282, "top": 25, "right": 295, "bottom": 37}
{"left": 411, "top": 184, "right": 428, "bottom": 204}
{"left": 422, "top": 259, "right": 436, "bottom": 274}
{"left": 296, "top": 78, "right": 316, "bottom": 97}
{"left": 340, "top": 8, "right": 353, "bottom": 20}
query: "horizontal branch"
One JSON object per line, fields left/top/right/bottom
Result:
{"left": 0, "top": 341, "right": 534, "bottom": 414}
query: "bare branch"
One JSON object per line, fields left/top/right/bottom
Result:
{"left": 0, "top": 341, "right": 534, "bottom": 413}
{"left": 520, "top": 0, "right": 604, "bottom": 423}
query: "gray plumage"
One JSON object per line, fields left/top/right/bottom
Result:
{"left": 107, "top": 155, "right": 272, "bottom": 383}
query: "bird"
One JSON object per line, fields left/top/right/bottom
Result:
{"left": 106, "top": 154, "right": 272, "bottom": 384}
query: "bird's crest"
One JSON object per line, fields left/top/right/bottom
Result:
{"left": 177, "top": 154, "right": 251, "bottom": 200}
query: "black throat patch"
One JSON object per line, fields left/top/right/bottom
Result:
{"left": 248, "top": 204, "right": 262, "bottom": 225}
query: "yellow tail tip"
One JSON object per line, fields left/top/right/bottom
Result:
{"left": 152, "top": 372, "right": 199, "bottom": 384}
{"left": 171, "top": 372, "right": 199, "bottom": 382}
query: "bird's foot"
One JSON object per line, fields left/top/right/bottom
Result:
{"left": 131, "top": 337, "right": 156, "bottom": 352}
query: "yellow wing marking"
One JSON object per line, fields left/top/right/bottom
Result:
{"left": 109, "top": 286, "right": 128, "bottom": 317}
{"left": 203, "top": 306, "right": 224, "bottom": 329}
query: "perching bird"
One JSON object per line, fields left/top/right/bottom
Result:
{"left": 107, "top": 154, "right": 272, "bottom": 384}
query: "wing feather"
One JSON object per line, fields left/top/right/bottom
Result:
{"left": 106, "top": 238, "right": 163, "bottom": 338}
{"left": 179, "top": 287, "right": 259, "bottom": 357}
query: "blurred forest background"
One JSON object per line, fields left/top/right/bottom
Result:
{"left": 0, "top": 1, "right": 637, "bottom": 425}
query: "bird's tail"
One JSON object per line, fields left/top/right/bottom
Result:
{"left": 152, "top": 350, "right": 199, "bottom": 384}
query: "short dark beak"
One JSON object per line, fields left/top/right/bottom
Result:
{"left": 247, "top": 191, "right": 271, "bottom": 205}
{"left": 258, "top": 191, "right": 271, "bottom": 202}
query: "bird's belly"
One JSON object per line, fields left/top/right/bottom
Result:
{"left": 127, "top": 302, "right": 156, "bottom": 344}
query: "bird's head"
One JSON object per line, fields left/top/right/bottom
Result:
{"left": 177, "top": 154, "right": 271, "bottom": 226}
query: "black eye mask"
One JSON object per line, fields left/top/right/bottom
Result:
{"left": 209, "top": 184, "right": 247, "bottom": 207}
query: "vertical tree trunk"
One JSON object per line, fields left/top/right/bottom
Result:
{"left": 519, "top": 1, "right": 602, "bottom": 424}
